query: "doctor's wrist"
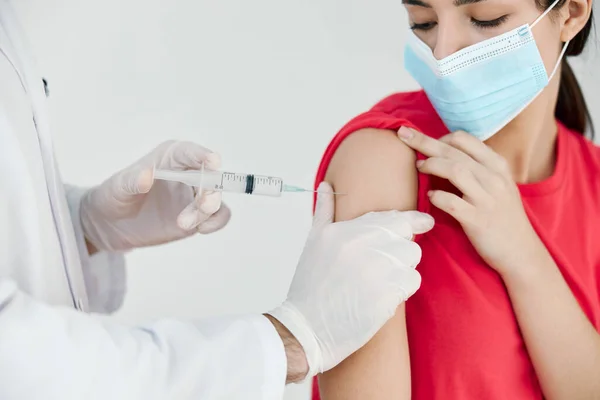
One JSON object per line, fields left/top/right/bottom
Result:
{"left": 85, "top": 238, "right": 99, "bottom": 256}
{"left": 264, "top": 314, "right": 309, "bottom": 384}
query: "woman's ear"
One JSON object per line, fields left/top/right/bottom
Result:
{"left": 560, "top": 0, "right": 593, "bottom": 42}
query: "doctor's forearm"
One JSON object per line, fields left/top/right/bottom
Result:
{"left": 0, "top": 279, "right": 286, "bottom": 399}
{"left": 503, "top": 251, "right": 600, "bottom": 400}
{"left": 265, "top": 314, "right": 309, "bottom": 383}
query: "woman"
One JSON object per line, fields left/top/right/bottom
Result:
{"left": 312, "top": 0, "right": 599, "bottom": 398}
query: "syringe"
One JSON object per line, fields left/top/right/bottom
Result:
{"left": 154, "top": 168, "right": 335, "bottom": 197}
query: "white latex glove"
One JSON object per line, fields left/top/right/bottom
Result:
{"left": 268, "top": 182, "right": 434, "bottom": 378}
{"left": 80, "top": 141, "right": 231, "bottom": 252}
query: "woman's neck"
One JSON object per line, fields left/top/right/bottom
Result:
{"left": 485, "top": 103, "right": 559, "bottom": 185}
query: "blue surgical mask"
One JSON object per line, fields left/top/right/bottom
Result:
{"left": 403, "top": 0, "right": 569, "bottom": 141}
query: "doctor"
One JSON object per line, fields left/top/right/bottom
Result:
{"left": 0, "top": 1, "right": 433, "bottom": 399}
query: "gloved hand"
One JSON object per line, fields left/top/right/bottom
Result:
{"left": 268, "top": 182, "right": 434, "bottom": 378}
{"left": 80, "top": 140, "right": 231, "bottom": 252}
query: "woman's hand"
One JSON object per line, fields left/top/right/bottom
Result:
{"left": 397, "top": 127, "right": 546, "bottom": 278}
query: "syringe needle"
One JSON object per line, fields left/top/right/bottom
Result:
{"left": 313, "top": 190, "right": 347, "bottom": 195}
{"left": 283, "top": 184, "right": 346, "bottom": 195}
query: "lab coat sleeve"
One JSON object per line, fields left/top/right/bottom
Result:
{"left": 64, "top": 185, "right": 127, "bottom": 314}
{"left": 0, "top": 278, "right": 287, "bottom": 400}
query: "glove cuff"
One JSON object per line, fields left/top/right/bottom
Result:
{"left": 79, "top": 189, "right": 110, "bottom": 252}
{"left": 267, "top": 302, "right": 323, "bottom": 379}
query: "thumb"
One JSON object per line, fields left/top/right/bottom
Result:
{"left": 92, "top": 166, "right": 154, "bottom": 219}
{"left": 401, "top": 211, "right": 435, "bottom": 235}
{"left": 312, "top": 182, "right": 335, "bottom": 229}
{"left": 137, "top": 167, "right": 154, "bottom": 194}
{"left": 113, "top": 166, "right": 154, "bottom": 200}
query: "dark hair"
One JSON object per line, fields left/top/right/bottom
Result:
{"left": 538, "top": 0, "right": 595, "bottom": 138}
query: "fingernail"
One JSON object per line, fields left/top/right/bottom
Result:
{"left": 200, "top": 191, "right": 221, "bottom": 214}
{"left": 427, "top": 190, "right": 434, "bottom": 198}
{"left": 178, "top": 211, "right": 197, "bottom": 230}
{"left": 398, "top": 127, "right": 414, "bottom": 141}
{"left": 416, "top": 160, "right": 424, "bottom": 168}
{"left": 132, "top": 168, "right": 154, "bottom": 194}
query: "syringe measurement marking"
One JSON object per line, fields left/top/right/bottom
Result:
{"left": 210, "top": 172, "right": 285, "bottom": 194}
{"left": 216, "top": 173, "right": 238, "bottom": 190}
{"left": 257, "top": 176, "right": 282, "bottom": 191}
{"left": 215, "top": 172, "right": 224, "bottom": 190}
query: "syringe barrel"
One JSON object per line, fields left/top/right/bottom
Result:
{"left": 209, "top": 172, "right": 284, "bottom": 197}
{"left": 154, "top": 169, "right": 283, "bottom": 197}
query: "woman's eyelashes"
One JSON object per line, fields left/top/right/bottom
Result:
{"left": 470, "top": 15, "right": 509, "bottom": 29}
{"left": 410, "top": 21, "right": 437, "bottom": 31}
{"left": 409, "top": 15, "right": 509, "bottom": 31}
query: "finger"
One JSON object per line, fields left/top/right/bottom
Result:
{"left": 312, "top": 182, "right": 335, "bottom": 229}
{"left": 177, "top": 190, "right": 223, "bottom": 231}
{"left": 439, "top": 131, "right": 508, "bottom": 175}
{"left": 427, "top": 190, "right": 478, "bottom": 226}
{"left": 397, "top": 211, "right": 435, "bottom": 235}
{"left": 416, "top": 158, "right": 490, "bottom": 203}
{"left": 167, "top": 141, "right": 221, "bottom": 171}
{"left": 372, "top": 233, "right": 424, "bottom": 267}
{"left": 352, "top": 210, "right": 433, "bottom": 240}
{"left": 111, "top": 167, "right": 154, "bottom": 205}
{"left": 391, "top": 268, "right": 422, "bottom": 302}
{"left": 197, "top": 203, "right": 232, "bottom": 234}
{"left": 136, "top": 167, "right": 154, "bottom": 194}
{"left": 371, "top": 241, "right": 423, "bottom": 300}
{"left": 398, "top": 127, "right": 467, "bottom": 161}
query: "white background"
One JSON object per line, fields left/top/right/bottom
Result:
{"left": 13, "top": 1, "right": 599, "bottom": 399}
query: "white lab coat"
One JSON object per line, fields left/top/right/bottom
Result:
{"left": 0, "top": 1, "right": 286, "bottom": 399}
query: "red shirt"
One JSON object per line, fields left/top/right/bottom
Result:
{"left": 311, "top": 90, "right": 600, "bottom": 399}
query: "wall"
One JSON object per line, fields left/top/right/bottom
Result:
{"left": 12, "top": 1, "right": 598, "bottom": 399}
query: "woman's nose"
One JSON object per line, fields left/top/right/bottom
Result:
{"left": 432, "top": 25, "right": 470, "bottom": 60}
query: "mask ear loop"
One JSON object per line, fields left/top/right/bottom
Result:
{"left": 530, "top": 0, "right": 568, "bottom": 80}
{"left": 548, "top": 40, "right": 570, "bottom": 80}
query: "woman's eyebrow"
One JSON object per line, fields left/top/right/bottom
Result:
{"left": 402, "top": 0, "right": 488, "bottom": 6}
{"left": 454, "top": 0, "right": 488, "bottom": 6}
{"left": 402, "top": 0, "right": 433, "bottom": 8}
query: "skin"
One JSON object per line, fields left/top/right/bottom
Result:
{"left": 264, "top": 315, "right": 309, "bottom": 384}
{"left": 319, "top": 0, "right": 598, "bottom": 399}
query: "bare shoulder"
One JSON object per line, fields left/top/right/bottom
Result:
{"left": 325, "top": 128, "right": 418, "bottom": 222}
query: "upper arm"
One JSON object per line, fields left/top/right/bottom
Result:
{"left": 317, "top": 128, "right": 418, "bottom": 399}
{"left": 326, "top": 128, "right": 418, "bottom": 219}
